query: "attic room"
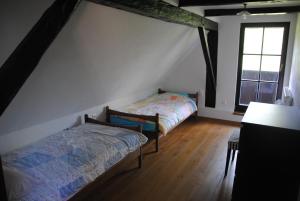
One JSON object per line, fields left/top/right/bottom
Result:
{"left": 0, "top": 0, "right": 300, "bottom": 200}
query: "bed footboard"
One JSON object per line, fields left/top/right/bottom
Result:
{"left": 85, "top": 114, "right": 143, "bottom": 133}
{"left": 105, "top": 106, "right": 160, "bottom": 152}
{"left": 84, "top": 114, "right": 144, "bottom": 167}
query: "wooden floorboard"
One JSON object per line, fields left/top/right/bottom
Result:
{"left": 88, "top": 118, "right": 240, "bottom": 201}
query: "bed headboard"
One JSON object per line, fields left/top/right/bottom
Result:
{"left": 158, "top": 88, "right": 199, "bottom": 109}
{"left": 0, "top": 156, "right": 8, "bottom": 201}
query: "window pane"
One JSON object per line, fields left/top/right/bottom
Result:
{"left": 242, "top": 55, "right": 261, "bottom": 71}
{"left": 261, "top": 56, "right": 281, "bottom": 72}
{"left": 263, "top": 27, "right": 284, "bottom": 55}
{"left": 243, "top": 28, "right": 263, "bottom": 54}
{"left": 239, "top": 81, "right": 258, "bottom": 105}
{"left": 260, "top": 55, "right": 281, "bottom": 81}
{"left": 242, "top": 70, "right": 259, "bottom": 80}
{"left": 258, "top": 82, "right": 278, "bottom": 103}
{"left": 260, "top": 71, "right": 279, "bottom": 82}
{"left": 242, "top": 55, "right": 261, "bottom": 80}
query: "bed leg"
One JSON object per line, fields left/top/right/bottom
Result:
{"left": 193, "top": 111, "right": 198, "bottom": 120}
{"left": 0, "top": 157, "right": 8, "bottom": 201}
{"left": 139, "top": 147, "right": 143, "bottom": 168}
{"left": 155, "top": 137, "right": 159, "bottom": 152}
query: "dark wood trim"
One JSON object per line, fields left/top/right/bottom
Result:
{"left": 106, "top": 106, "right": 159, "bottom": 122}
{"left": 0, "top": 157, "right": 8, "bottom": 201}
{"left": 179, "top": 0, "right": 295, "bottom": 7}
{"left": 105, "top": 106, "right": 110, "bottom": 123}
{"left": 138, "top": 147, "right": 143, "bottom": 168}
{"left": 206, "top": 30, "right": 218, "bottom": 108}
{"left": 204, "top": 6, "right": 300, "bottom": 17}
{"left": 84, "top": 114, "right": 142, "bottom": 132}
{"left": 277, "top": 22, "right": 290, "bottom": 99}
{"left": 89, "top": 0, "right": 218, "bottom": 31}
{"left": 198, "top": 27, "right": 216, "bottom": 92}
{"left": 106, "top": 106, "right": 160, "bottom": 152}
{"left": 198, "top": 27, "right": 217, "bottom": 108}
{"left": 0, "top": 0, "right": 79, "bottom": 116}
{"left": 155, "top": 113, "right": 160, "bottom": 152}
{"left": 235, "top": 23, "right": 247, "bottom": 113}
{"left": 234, "top": 22, "right": 290, "bottom": 113}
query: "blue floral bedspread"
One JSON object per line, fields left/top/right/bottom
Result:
{"left": 2, "top": 123, "right": 148, "bottom": 201}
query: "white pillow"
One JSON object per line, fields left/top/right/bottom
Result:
{"left": 3, "top": 166, "right": 36, "bottom": 201}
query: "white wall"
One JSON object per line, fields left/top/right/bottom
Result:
{"left": 0, "top": 0, "right": 54, "bottom": 64}
{"left": 0, "top": 0, "right": 200, "bottom": 153}
{"left": 162, "top": 14, "right": 297, "bottom": 121}
{"left": 289, "top": 13, "right": 300, "bottom": 107}
{"left": 1, "top": 0, "right": 296, "bottom": 153}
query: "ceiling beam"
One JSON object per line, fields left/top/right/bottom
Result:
{"left": 0, "top": 0, "right": 80, "bottom": 116}
{"left": 89, "top": 0, "right": 218, "bottom": 30}
{"left": 179, "top": 0, "right": 277, "bottom": 7}
{"left": 204, "top": 6, "right": 300, "bottom": 16}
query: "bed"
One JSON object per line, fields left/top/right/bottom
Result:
{"left": 106, "top": 89, "right": 198, "bottom": 152}
{"left": 0, "top": 116, "right": 147, "bottom": 201}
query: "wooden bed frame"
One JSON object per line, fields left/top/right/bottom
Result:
{"left": 106, "top": 88, "right": 199, "bottom": 152}
{"left": 0, "top": 116, "right": 144, "bottom": 201}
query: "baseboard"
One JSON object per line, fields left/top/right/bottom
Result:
{"left": 196, "top": 116, "right": 241, "bottom": 127}
{"left": 198, "top": 107, "right": 243, "bottom": 123}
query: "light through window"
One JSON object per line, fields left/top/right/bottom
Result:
{"left": 235, "top": 23, "right": 290, "bottom": 112}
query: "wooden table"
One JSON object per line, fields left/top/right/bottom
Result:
{"left": 231, "top": 102, "right": 300, "bottom": 201}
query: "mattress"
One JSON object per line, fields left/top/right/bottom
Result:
{"left": 110, "top": 92, "right": 197, "bottom": 135}
{"left": 2, "top": 123, "right": 148, "bottom": 201}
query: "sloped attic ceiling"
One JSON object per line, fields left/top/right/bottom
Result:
{"left": 0, "top": 0, "right": 218, "bottom": 116}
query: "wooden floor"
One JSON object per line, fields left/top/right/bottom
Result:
{"left": 88, "top": 118, "right": 240, "bottom": 201}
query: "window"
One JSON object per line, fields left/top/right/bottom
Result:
{"left": 235, "top": 22, "right": 290, "bottom": 112}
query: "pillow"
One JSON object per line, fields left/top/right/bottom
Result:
{"left": 3, "top": 166, "right": 37, "bottom": 200}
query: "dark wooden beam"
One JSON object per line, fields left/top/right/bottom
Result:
{"left": 179, "top": 0, "right": 279, "bottom": 7}
{"left": 89, "top": 0, "right": 218, "bottom": 30}
{"left": 206, "top": 30, "right": 218, "bottom": 108}
{"left": 198, "top": 27, "right": 217, "bottom": 108}
{"left": 205, "top": 6, "right": 300, "bottom": 16}
{"left": 0, "top": 0, "right": 79, "bottom": 116}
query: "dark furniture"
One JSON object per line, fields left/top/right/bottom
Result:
{"left": 232, "top": 102, "right": 300, "bottom": 201}
{"left": 106, "top": 88, "right": 199, "bottom": 152}
{"left": 224, "top": 128, "right": 240, "bottom": 177}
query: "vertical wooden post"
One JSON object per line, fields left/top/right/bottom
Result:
{"left": 0, "top": 157, "right": 8, "bottom": 201}
{"left": 198, "top": 27, "right": 218, "bottom": 108}
{"left": 139, "top": 147, "right": 143, "bottom": 168}
{"left": 155, "top": 113, "right": 160, "bottom": 152}
{"left": 105, "top": 106, "right": 110, "bottom": 123}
